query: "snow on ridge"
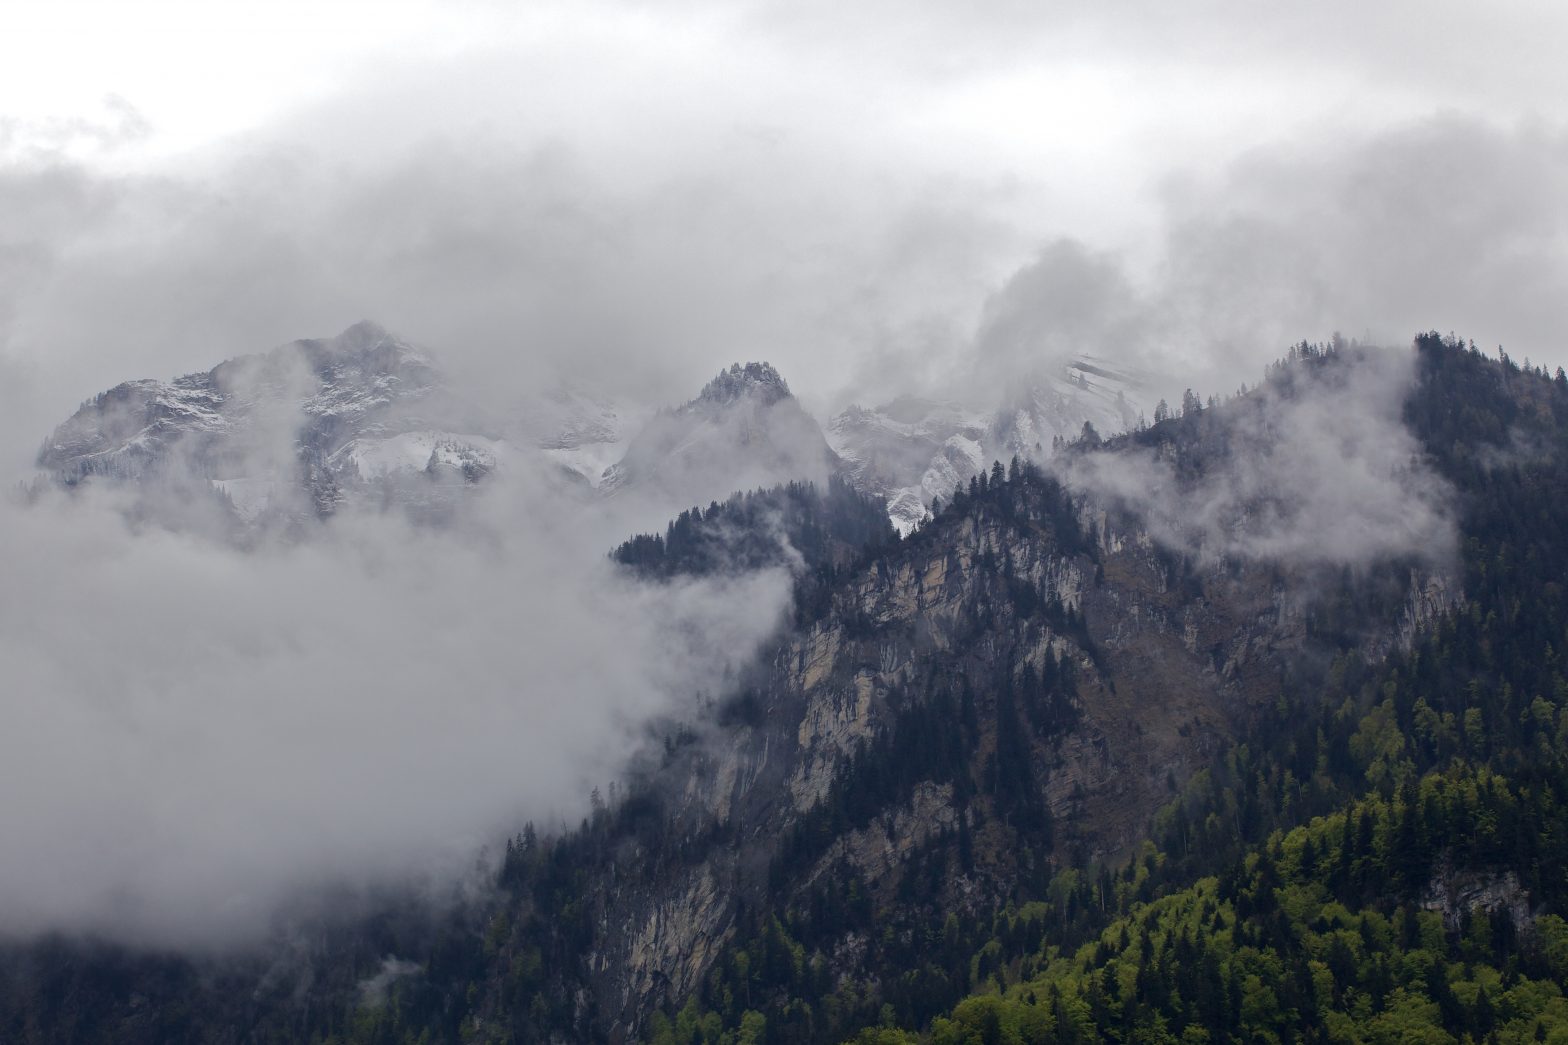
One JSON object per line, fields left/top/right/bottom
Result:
{"left": 329, "top": 431, "right": 502, "bottom": 481}
{"left": 827, "top": 355, "right": 1149, "bottom": 531}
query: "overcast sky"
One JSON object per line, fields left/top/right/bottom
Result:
{"left": 4, "top": 0, "right": 1566, "bottom": 444}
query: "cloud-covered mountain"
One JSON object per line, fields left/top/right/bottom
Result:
{"left": 7, "top": 335, "right": 1540, "bottom": 1043}
{"left": 37, "top": 320, "right": 1157, "bottom": 542}
{"left": 38, "top": 322, "right": 474, "bottom": 522}
{"left": 830, "top": 354, "right": 1146, "bottom": 534}
{"left": 526, "top": 385, "right": 636, "bottom": 488}
{"left": 34, "top": 322, "right": 639, "bottom": 531}
{"left": 600, "top": 361, "right": 840, "bottom": 511}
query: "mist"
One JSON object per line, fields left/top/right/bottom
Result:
{"left": 0, "top": 466, "right": 793, "bottom": 946}
{"left": 963, "top": 116, "right": 1568, "bottom": 410}
{"left": 1060, "top": 344, "right": 1457, "bottom": 571}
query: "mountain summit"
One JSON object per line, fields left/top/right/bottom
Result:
{"left": 38, "top": 320, "right": 437, "bottom": 486}
{"left": 688, "top": 361, "right": 792, "bottom": 409}
{"left": 35, "top": 322, "right": 501, "bottom": 528}
{"left": 600, "top": 360, "right": 838, "bottom": 513}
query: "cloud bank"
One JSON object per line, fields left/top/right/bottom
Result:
{"left": 0, "top": 468, "right": 792, "bottom": 946}
{"left": 965, "top": 117, "right": 1568, "bottom": 407}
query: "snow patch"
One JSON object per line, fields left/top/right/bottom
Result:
{"left": 330, "top": 431, "right": 500, "bottom": 481}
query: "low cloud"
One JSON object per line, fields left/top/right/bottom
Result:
{"left": 359, "top": 956, "right": 422, "bottom": 1008}
{"left": 0, "top": 465, "right": 793, "bottom": 947}
{"left": 1061, "top": 345, "right": 1456, "bottom": 570}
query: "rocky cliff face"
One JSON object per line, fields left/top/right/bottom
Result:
{"left": 1422, "top": 857, "right": 1534, "bottom": 934}
{"left": 40, "top": 322, "right": 452, "bottom": 514}
{"left": 484, "top": 463, "right": 1442, "bottom": 1039}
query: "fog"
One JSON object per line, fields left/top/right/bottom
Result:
{"left": 1062, "top": 346, "right": 1457, "bottom": 570}
{"left": 0, "top": 466, "right": 793, "bottom": 946}
{"left": 2, "top": 1, "right": 1565, "bottom": 947}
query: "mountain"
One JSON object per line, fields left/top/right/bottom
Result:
{"left": 601, "top": 361, "right": 840, "bottom": 511}
{"left": 476, "top": 346, "right": 1454, "bottom": 1039}
{"left": 621, "top": 338, "right": 1568, "bottom": 1044}
{"left": 990, "top": 355, "right": 1145, "bottom": 459}
{"left": 7, "top": 336, "right": 1568, "bottom": 1044}
{"left": 37, "top": 321, "right": 480, "bottom": 524}
{"left": 830, "top": 356, "right": 1145, "bottom": 535}
{"left": 514, "top": 384, "right": 636, "bottom": 488}
{"left": 865, "top": 341, "right": 1568, "bottom": 1044}
{"left": 37, "top": 328, "right": 1137, "bottom": 540}
{"left": 611, "top": 475, "right": 895, "bottom": 581}
{"left": 828, "top": 396, "right": 992, "bottom": 534}
{"left": 34, "top": 321, "right": 634, "bottom": 528}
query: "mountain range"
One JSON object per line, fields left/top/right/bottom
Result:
{"left": 35, "top": 322, "right": 1149, "bottom": 537}
{"left": 9, "top": 332, "right": 1568, "bottom": 1044}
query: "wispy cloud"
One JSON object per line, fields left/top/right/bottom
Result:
{"left": 1062, "top": 346, "right": 1456, "bottom": 570}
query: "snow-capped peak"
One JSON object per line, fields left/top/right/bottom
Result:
{"left": 688, "top": 362, "right": 791, "bottom": 410}
{"left": 600, "top": 360, "right": 835, "bottom": 512}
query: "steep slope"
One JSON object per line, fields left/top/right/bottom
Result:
{"left": 480, "top": 345, "right": 1458, "bottom": 1040}
{"left": 603, "top": 362, "right": 840, "bottom": 511}
{"left": 872, "top": 340, "right": 1568, "bottom": 1044}
{"left": 516, "top": 384, "right": 636, "bottom": 488}
{"left": 477, "top": 343, "right": 1482, "bottom": 1042}
{"left": 828, "top": 397, "right": 992, "bottom": 535}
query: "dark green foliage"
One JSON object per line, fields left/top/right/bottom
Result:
{"left": 884, "top": 766, "right": 1568, "bottom": 1045}
{"left": 0, "top": 893, "right": 492, "bottom": 1045}
{"left": 612, "top": 475, "right": 900, "bottom": 637}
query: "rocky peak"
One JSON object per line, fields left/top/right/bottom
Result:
{"left": 35, "top": 323, "right": 478, "bottom": 527}
{"left": 688, "top": 362, "right": 791, "bottom": 411}
{"left": 291, "top": 321, "right": 437, "bottom": 388}
{"left": 598, "top": 359, "right": 835, "bottom": 509}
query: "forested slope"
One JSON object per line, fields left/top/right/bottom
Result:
{"left": 837, "top": 337, "right": 1568, "bottom": 1044}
